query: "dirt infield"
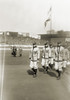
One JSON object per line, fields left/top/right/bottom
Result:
{"left": 0, "top": 50, "right": 70, "bottom": 100}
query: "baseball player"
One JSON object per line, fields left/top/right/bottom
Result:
{"left": 29, "top": 42, "right": 40, "bottom": 77}
{"left": 49, "top": 43, "right": 55, "bottom": 69}
{"left": 62, "top": 45, "right": 69, "bottom": 73}
{"left": 41, "top": 42, "right": 50, "bottom": 73}
{"left": 54, "top": 42, "right": 64, "bottom": 79}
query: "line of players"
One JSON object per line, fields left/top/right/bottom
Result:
{"left": 29, "top": 42, "right": 69, "bottom": 79}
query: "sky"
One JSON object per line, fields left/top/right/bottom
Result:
{"left": 0, "top": 0, "right": 70, "bottom": 34}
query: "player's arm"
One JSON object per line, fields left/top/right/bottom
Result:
{"left": 41, "top": 48, "right": 45, "bottom": 58}
{"left": 37, "top": 48, "right": 40, "bottom": 60}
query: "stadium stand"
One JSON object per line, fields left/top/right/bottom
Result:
{"left": 4, "top": 35, "right": 46, "bottom": 45}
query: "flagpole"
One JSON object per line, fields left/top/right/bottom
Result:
{"left": 49, "top": 7, "right": 52, "bottom": 43}
{"left": 50, "top": 6, "right": 52, "bottom": 35}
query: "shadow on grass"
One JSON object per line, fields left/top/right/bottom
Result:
{"left": 27, "top": 69, "right": 34, "bottom": 75}
{"left": 38, "top": 68, "right": 57, "bottom": 78}
{"left": 47, "top": 71, "right": 57, "bottom": 78}
{"left": 38, "top": 68, "right": 44, "bottom": 73}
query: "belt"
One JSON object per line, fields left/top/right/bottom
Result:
{"left": 55, "top": 60, "right": 63, "bottom": 62}
{"left": 42, "top": 57, "right": 53, "bottom": 59}
{"left": 31, "top": 60, "right": 37, "bottom": 62}
{"left": 49, "top": 57, "right": 53, "bottom": 58}
{"left": 42, "top": 57, "right": 49, "bottom": 59}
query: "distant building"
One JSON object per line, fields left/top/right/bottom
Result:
{"left": 0, "top": 31, "right": 3, "bottom": 35}
{"left": 18, "top": 32, "right": 29, "bottom": 37}
{"left": 29, "top": 34, "right": 41, "bottom": 39}
{"left": 25, "top": 33, "right": 29, "bottom": 37}
{"left": 39, "top": 31, "right": 70, "bottom": 45}
{"left": 6, "top": 32, "right": 9, "bottom": 35}
{"left": 6, "top": 31, "right": 18, "bottom": 37}
{"left": 47, "top": 30, "right": 56, "bottom": 34}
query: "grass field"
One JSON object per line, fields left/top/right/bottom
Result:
{"left": 0, "top": 50, "right": 70, "bottom": 100}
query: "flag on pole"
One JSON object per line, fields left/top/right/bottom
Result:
{"left": 44, "top": 18, "right": 50, "bottom": 27}
{"left": 48, "top": 7, "right": 52, "bottom": 14}
{"left": 44, "top": 7, "right": 52, "bottom": 27}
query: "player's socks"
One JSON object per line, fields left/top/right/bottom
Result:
{"left": 57, "top": 70, "right": 61, "bottom": 80}
{"left": 42, "top": 66, "right": 46, "bottom": 73}
{"left": 32, "top": 68, "right": 35, "bottom": 74}
{"left": 42, "top": 66, "right": 45, "bottom": 69}
{"left": 46, "top": 67, "right": 49, "bottom": 73}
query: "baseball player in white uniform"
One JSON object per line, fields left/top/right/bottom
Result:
{"left": 41, "top": 42, "right": 50, "bottom": 73}
{"left": 62, "top": 45, "right": 69, "bottom": 73}
{"left": 49, "top": 43, "right": 55, "bottom": 69}
{"left": 29, "top": 42, "right": 40, "bottom": 77}
{"left": 54, "top": 42, "right": 64, "bottom": 79}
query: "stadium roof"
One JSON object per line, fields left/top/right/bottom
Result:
{"left": 39, "top": 32, "right": 70, "bottom": 38}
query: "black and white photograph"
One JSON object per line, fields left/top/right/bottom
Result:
{"left": 0, "top": 0, "right": 70, "bottom": 100}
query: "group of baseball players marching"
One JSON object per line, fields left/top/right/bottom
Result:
{"left": 29, "top": 41, "right": 69, "bottom": 79}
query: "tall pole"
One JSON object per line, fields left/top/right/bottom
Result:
{"left": 50, "top": 6, "right": 52, "bottom": 34}
{"left": 49, "top": 7, "right": 52, "bottom": 43}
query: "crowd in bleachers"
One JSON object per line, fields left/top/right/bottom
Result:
{"left": 5, "top": 35, "right": 47, "bottom": 45}
{"left": 0, "top": 34, "right": 70, "bottom": 48}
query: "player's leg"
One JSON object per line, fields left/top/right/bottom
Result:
{"left": 57, "top": 62, "right": 63, "bottom": 80}
{"left": 30, "top": 61, "right": 35, "bottom": 74}
{"left": 41, "top": 58, "right": 46, "bottom": 73}
{"left": 49, "top": 58, "right": 54, "bottom": 69}
{"left": 62, "top": 60, "right": 67, "bottom": 73}
{"left": 45, "top": 59, "right": 49, "bottom": 73}
{"left": 33, "top": 62, "right": 38, "bottom": 77}
{"left": 54, "top": 61, "right": 60, "bottom": 79}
